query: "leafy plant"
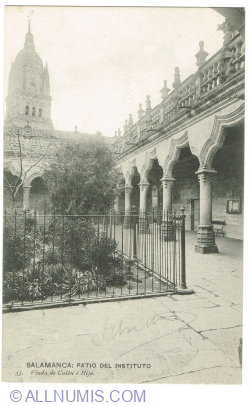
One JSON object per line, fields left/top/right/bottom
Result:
{"left": 3, "top": 213, "right": 140, "bottom": 304}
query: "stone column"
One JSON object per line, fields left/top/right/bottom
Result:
{"left": 161, "top": 177, "right": 175, "bottom": 241}
{"left": 22, "top": 185, "right": 31, "bottom": 210}
{"left": 161, "top": 177, "right": 175, "bottom": 214}
{"left": 114, "top": 194, "right": 121, "bottom": 224}
{"left": 139, "top": 182, "right": 150, "bottom": 233}
{"left": 124, "top": 185, "right": 133, "bottom": 227}
{"left": 195, "top": 168, "right": 218, "bottom": 254}
{"left": 114, "top": 194, "right": 120, "bottom": 213}
{"left": 152, "top": 185, "right": 159, "bottom": 223}
{"left": 152, "top": 185, "right": 158, "bottom": 210}
{"left": 139, "top": 182, "right": 149, "bottom": 214}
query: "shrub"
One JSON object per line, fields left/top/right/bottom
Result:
{"left": 3, "top": 213, "right": 135, "bottom": 304}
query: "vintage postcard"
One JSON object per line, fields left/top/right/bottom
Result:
{"left": 2, "top": 5, "right": 245, "bottom": 390}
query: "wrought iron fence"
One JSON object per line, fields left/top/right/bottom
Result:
{"left": 3, "top": 209, "right": 187, "bottom": 310}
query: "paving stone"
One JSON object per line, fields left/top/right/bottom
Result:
{"left": 202, "top": 326, "right": 243, "bottom": 362}
{"left": 176, "top": 306, "right": 242, "bottom": 332}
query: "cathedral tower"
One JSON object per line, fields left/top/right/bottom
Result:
{"left": 5, "top": 22, "right": 53, "bottom": 130}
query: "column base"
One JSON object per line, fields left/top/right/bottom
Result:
{"left": 195, "top": 244, "right": 218, "bottom": 254}
{"left": 195, "top": 225, "right": 218, "bottom": 254}
{"left": 174, "top": 288, "right": 194, "bottom": 295}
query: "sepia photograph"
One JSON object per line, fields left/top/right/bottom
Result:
{"left": 2, "top": 4, "right": 246, "bottom": 391}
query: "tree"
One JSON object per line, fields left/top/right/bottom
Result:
{"left": 44, "top": 138, "right": 119, "bottom": 214}
{"left": 4, "top": 122, "right": 53, "bottom": 207}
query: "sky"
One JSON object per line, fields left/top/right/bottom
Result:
{"left": 1, "top": 3, "right": 250, "bottom": 402}
{"left": 4, "top": 6, "right": 225, "bottom": 137}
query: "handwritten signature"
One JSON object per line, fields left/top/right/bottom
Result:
{"left": 87, "top": 312, "right": 177, "bottom": 347}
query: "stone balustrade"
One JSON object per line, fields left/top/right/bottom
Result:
{"left": 113, "top": 33, "right": 244, "bottom": 155}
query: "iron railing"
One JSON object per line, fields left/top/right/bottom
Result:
{"left": 3, "top": 208, "right": 187, "bottom": 310}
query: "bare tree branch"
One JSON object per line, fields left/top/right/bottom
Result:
{"left": 4, "top": 121, "right": 54, "bottom": 206}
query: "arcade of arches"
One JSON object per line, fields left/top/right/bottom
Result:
{"left": 4, "top": 172, "right": 48, "bottom": 211}
{"left": 115, "top": 119, "right": 244, "bottom": 253}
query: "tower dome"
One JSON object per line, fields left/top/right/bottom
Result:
{"left": 5, "top": 22, "right": 53, "bottom": 130}
{"left": 15, "top": 21, "right": 43, "bottom": 68}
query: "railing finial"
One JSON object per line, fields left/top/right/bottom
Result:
{"left": 160, "top": 80, "right": 170, "bottom": 99}
{"left": 195, "top": 40, "right": 209, "bottom": 67}
{"left": 173, "top": 67, "right": 181, "bottom": 90}
{"left": 137, "top": 103, "right": 144, "bottom": 119}
{"left": 145, "top": 95, "right": 152, "bottom": 113}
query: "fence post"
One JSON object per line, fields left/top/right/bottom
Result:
{"left": 180, "top": 205, "right": 187, "bottom": 289}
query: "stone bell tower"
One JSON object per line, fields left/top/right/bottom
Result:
{"left": 5, "top": 22, "right": 53, "bottom": 130}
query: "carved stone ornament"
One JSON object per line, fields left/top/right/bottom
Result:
{"left": 217, "top": 20, "right": 235, "bottom": 45}
{"left": 195, "top": 41, "right": 209, "bottom": 67}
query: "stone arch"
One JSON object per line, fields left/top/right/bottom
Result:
{"left": 200, "top": 103, "right": 244, "bottom": 169}
{"left": 124, "top": 158, "right": 138, "bottom": 186}
{"left": 23, "top": 165, "right": 47, "bottom": 187}
{"left": 163, "top": 131, "right": 200, "bottom": 176}
{"left": 140, "top": 147, "right": 158, "bottom": 183}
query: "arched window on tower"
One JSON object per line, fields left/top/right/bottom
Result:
{"left": 25, "top": 105, "right": 29, "bottom": 115}
{"left": 39, "top": 108, "right": 42, "bottom": 118}
{"left": 32, "top": 107, "right": 36, "bottom": 117}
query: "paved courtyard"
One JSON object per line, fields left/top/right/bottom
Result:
{"left": 2, "top": 232, "right": 243, "bottom": 384}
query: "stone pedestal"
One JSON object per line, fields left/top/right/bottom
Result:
{"left": 195, "top": 168, "right": 218, "bottom": 254}
{"left": 195, "top": 225, "right": 218, "bottom": 253}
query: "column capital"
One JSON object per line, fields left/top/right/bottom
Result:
{"left": 139, "top": 182, "right": 150, "bottom": 191}
{"left": 22, "top": 185, "right": 32, "bottom": 189}
{"left": 161, "top": 177, "right": 176, "bottom": 187}
{"left": 195, "top": 168, "right": 217, "bottom": 176}
{"left": 195, "top": 168, "right": 217, "bottom": 182}
{"left": 124, "top": 185, "right": 133, "bottom": 193}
